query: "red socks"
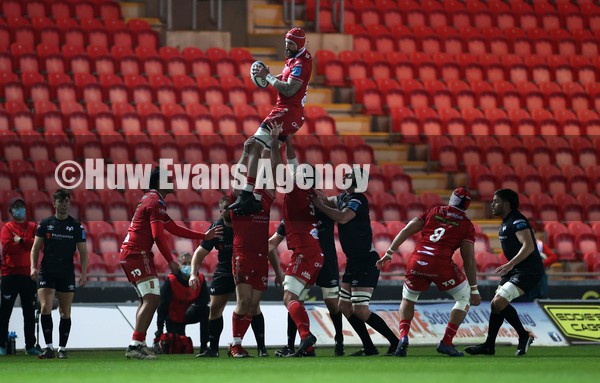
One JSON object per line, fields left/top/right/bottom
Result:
{"left": 132, "top": 331, "right": 146, "bottom": 342}
{"left": 287, "top": 300, "right": 310, "bottom": 339}
{"left": 442, "top": 323, "right": 459, "bottom": 346}
{"left": 232, "top": 312, "right": 253, "bottom": 340}
{"left": 399, "top": 319, "right": 411, "bottom": 339}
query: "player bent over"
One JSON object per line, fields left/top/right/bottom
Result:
{"left": 121, "top": 167, "right": 222, "bottom": 359}
{"left": 228, "top": 126, "right": 284, "bottom": 358}
{"left": 377, "top": 188, "right": 481, "bottom": 357}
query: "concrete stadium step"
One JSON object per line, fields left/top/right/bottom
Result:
{"left": 411, "top": 173, "right": 449, "bottom": 191}
{"left": 119, "top": 2, "right": 147, "bottom": 19}
{"left": 333, "top": 115, "right": 371, "bottom": 133}
{"left": 371, "top": 143, "right": 410, "bottom": 163}
{"left": 306, "top": 88, "right": 333, "bottom": 104}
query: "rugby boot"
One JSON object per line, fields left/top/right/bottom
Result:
{"left": 227, "top": 343, "right": 251, "bottom": 358}
{"left": 57, "top": 350, "right": 68, "bottom": 359}
{"left": 257, "top": 347, "right": 269, "bottom": 357}
{"left": 196, "top": 348, "right": 219, "bottom": 357}
{"left": 385, "top": 339, "right": 400, "bottom": 356}
{"left": 393, "top": 335, "right": 409, "bottom": 357}
{"left": 125, "top": 344, "right": 158, "bottom": 360}
{"left": 515, "top": 332, "right": 535, "bottom": 356}
{"left": 25, "top": 347, "right": 43, "bottom": 356}
{"left": 334, "top": 338, "right": 345, "bottom": 356}
{"left": 464, "top": 343, "right": 495, "bottom": 356}
{"left": 38, "top": 347, "right": 55, "bottom": 359}
{"left": 229, "top": 191, "right": 262, "bottom": 215}
{"left": 289, "top": 333, "right": 317, "bottom": 357}
{"left": 436, "top": 341, "right": 464, "bottom": 357}
{"left": 274, "top": 345, "right": 295, "bottom": 357}
{"left": 349, "top": 347, "right": 379, "bottom": 356}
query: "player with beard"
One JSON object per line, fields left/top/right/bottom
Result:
{"left": 229, "top": 27, "right": 313, "bottom": 215}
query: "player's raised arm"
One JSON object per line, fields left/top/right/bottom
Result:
{"left": 253, "top": 64, "right": 302, "bottom": 97}
{"left": 164, "top": 220, "right": 223, "bottom": 240}
{"left": 312, "top": 195, "right": 356, "bottom": 225}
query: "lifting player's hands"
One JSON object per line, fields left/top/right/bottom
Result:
{"left": 189, "top": 273, "right": 200, "bottom": 288}
{"left": 204, "top": 225, "right": 223, "bottom": 240}
{"left": 376, "top": 253, "right": 393, "bottom": 270}
{"left": 495, "top": 262, "right": 514, "bottom": 276}
{"left": 268, "top": 120, "right": 284, "bottom": 141}
{"left": 252, "top": 62, "right": 270, "bottom": 80}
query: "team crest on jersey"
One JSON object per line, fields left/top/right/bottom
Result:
{"left": 47, "top": 225, "right": 54, "bottom": 231}
{"left": 66, "top": 226, "right": 73, "bottom": 231}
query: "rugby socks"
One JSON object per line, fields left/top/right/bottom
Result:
{"left": 286, "top": 313, "right": 297, "bottom": 348}
{"left": 41, "top": 314, "right": 53, "bottom": 348}
{"left": 199, "top": 306, "right": 210, "bottom": 351}
{"left": 58, "top": 318, "right": 71, "bottom": 348}
{"left": 347, "top": 314, "right": 376, "bottom": 350}
{"left": 485, "top": 312, "right": 504, "bottom": 346}
{"left": 366, "top": 313, "right": 398, "bottom": 346}
{"left": 287, "top": 300, "right": 310, "bottom": 339}
{"left": 251, "top": 313, "right": 266, "bottom": 350}
{"left": 329, "top": 311, "right": 343, "bottom": 341}
{"left": 208, "top": 316, "right": 224, "bottom": 351}
{"left": 232, "top": 312, "right": 252, "bottom": 345}
{"left": 442, "top": 322, "right": 459, "bottom": 346}
{"left": 501, "top": 304, "right": 529, "bottom": 337}
{"left": 399, "top": 319, "right": 411, "bottom": 339}
{"left": 243, "top": 177, "right": 256, "bottom": 193}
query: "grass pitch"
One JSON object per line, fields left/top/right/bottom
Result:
{"left": 0, "top": 346, "right": 598, "bottom": 383}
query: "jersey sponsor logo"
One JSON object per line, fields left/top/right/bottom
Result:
{"left": 434, "top": 215, "right": 459, "bottom": 226}
{"left": 516, "top": 222, "right": 528, "bottom": 229}
{"left": 291, "top": 66, "right": 302, "bottom": 77}
{"left": 310, "top": 228, "right": 319, "bottom": 239}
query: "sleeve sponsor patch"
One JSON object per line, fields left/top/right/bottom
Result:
{"left": 347, "top": 199, "right": 362, "bottom": 212}
{"left": 291, "top": 66, "right": 302, "bottom": 77}
{"left": 515, "top": 222, "right": 528, "bottom": 230}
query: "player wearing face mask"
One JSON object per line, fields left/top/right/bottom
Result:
{"left": 154, "top": 252, "right": 210, "bottom": 353}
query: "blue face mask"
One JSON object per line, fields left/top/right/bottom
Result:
{"left": 180, "top": 265, "right": 191, "bottom": 276}
{"left": 11, "top": 207, "right": 26, "bottom": 221}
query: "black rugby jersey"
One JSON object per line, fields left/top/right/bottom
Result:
{"left": 200, "top": 219, "right": 233, "bottom": 277}
{"left": 36, "top": 215, "right": 85, "bottom": 273}
{"left": 336, "top": 192, "right": 374, "bottom": 258}
{"left": 499, "top": 210, "right": 544, "bottom": 274}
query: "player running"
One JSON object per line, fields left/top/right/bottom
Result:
{"left": 229, "top": 27, "right": 312, "bottom": 214}
{"left": 377, "top": 188, "right": 481, "bottom": 357}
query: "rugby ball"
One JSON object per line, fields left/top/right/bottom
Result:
{"left": 250, "top": 61, "right": 269, "bottom": 88}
